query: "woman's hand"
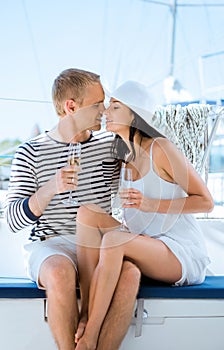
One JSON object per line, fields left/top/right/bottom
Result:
{"left": 120, "top": 188, "right": 157, "bottom": 212}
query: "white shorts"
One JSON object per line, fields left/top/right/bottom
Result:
{"left": 23, "top": 235, "right": 77, "bottom": 288}
{"left": 159, "top": 236, "right": 208, "bottom": 286}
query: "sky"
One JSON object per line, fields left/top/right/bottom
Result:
{"left": 0, "top": 0, "right": 224, "bottom": 142}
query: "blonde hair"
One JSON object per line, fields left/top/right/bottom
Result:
{"left": 52, "top": 68, "right": 101, "bottom": 116}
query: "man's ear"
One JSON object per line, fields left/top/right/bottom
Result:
{"left": 64, "top": 99, "right": 78, "bottom": 114}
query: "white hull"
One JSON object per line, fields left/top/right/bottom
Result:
{"left": 0, "top": 292, "right": 224, "bottom": 349}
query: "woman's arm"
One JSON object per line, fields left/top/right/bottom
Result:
{"left": 125, "top": 138, "right": 214, "bottom": 214}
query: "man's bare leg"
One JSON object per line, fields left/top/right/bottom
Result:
{"left": 97, "top": 261, "right": 140, "bottom": 350}
{"left": 39, "top": 255, "right": 79, "bottom": 350}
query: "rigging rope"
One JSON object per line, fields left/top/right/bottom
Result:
{"left": 153, "top": 103, "right": 211, "bottom": 173}
{"left": 0, "top": 97, "right": 51, "bottom": 104}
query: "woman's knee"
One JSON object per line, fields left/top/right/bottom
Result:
{"left": 77, "top": 204, "right": 104, "bottom": 223}
{"left": 77, "top": 204, "right": 93, "bottom": 221}
{"left": 101, "top": 230, "right": 122, "bottom": 249}
{"left": 101, "top": 230, "right": 135, "bottom": 249}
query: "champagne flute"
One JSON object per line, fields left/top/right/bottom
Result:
{"left": 62, "top": 142, "right": 81, "bottom": 206}
{"left": 116, "top": 167, "right": 133, "bottom": 231}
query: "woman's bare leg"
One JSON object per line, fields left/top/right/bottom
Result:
{"left": 75, "top": 204, "right": 120, "bottom": 344}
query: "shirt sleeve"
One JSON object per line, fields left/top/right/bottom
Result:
{"left": 5, "top": 142, "right": 40, "bottom": 233}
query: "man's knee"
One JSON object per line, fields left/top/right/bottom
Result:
{"left": 120, "top": 261, "right": 141, "bottom": 291}
{"left": 39, "top": 255, "right": 77, "bottom": 292}
{"left": 123, "top": 261, "right": 141, "bottom": 281}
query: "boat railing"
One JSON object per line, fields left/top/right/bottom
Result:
{"left": 0, "top": 154, "right": 13, "bottom": 191}
{"left": 0, "top": 154, "right": 13, "bottom": 217}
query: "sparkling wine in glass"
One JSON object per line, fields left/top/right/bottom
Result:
{"left": 62, "top": 142, "right": 81, "bottom": 206}
{"left": 117, "top": 167, "right": 133, "bottom": 231}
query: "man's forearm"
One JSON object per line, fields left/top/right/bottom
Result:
{"left": 28, "top": 179, "right": 56, "bottom": 217}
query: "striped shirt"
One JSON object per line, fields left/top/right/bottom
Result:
{"left": 5, "top": 130, "right": 119, "bottom": 241}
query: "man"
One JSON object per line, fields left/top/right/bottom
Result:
{"left": 5, "top": 68, "right": 140, "bottom": 350}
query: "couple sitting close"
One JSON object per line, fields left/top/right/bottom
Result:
{"left": 6, "top": 68, "right": 213, "bottom": 350}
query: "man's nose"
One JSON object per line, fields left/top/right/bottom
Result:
{"left": 99, "top": 102, "right": 106, "bottom": 113}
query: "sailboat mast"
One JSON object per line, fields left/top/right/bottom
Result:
{"left": 170, "top": 0, "right": 177, "bottom": 76}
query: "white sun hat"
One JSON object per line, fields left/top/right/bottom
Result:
{"left": 108, "top": 80, "right": 157, "bottom": 123}
{"left": 107, "top": 80, "right": 165, "bottom": 137}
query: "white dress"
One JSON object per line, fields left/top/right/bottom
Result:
{"left": 125, "top": 140, "right": 210, "bottom": 286}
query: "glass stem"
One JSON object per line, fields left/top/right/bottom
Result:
{"left": 68, "top": 190, "right": 73, "bottom": 201}
{"left": 120, "top": 208, "right": 126, "bottom": 230}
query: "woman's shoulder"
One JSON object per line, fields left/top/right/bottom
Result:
{"left": 152, "top": 139, "right": 190, "bottom": 181}
{"left": 152, "top": 137, "right": 175, "bottom": 154}
{"left": 152, "top": 137, "right": 184, "bottom": 167}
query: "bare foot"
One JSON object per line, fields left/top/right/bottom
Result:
{"left": 75, "top": 337, "right": 96, "bottom": 350}
{"left": 75, "top": 315, "right": 87, "bottom": 344}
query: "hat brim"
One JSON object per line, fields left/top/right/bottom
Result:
{"left": 103, "top": 82, "right": 165, "bottom": 137}
{"left": 128, "top": 105, "right": 166, "bottom": 137}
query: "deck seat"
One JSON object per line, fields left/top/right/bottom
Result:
{"left": 1, "top": 275, "right": 224, "bottom": 350}
{"left": 138, "top": 275, "right": 224, "bottom": 299}
{"left": 0, "top": 275, "right": 224, "bottom": 299}
{"left": 0, "top": 277, "right": 46, "bottom": 298}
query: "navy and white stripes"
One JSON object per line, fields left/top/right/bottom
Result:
{"left": 5, "top": 130, "right": 119, "bottom": 241}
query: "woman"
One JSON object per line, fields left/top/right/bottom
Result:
{"left": 75, "top": 81, "right": 214, "bottom": 350}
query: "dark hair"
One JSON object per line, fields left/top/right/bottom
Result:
{"left": 111, "top": 110, "right": 164, "bottom": 162}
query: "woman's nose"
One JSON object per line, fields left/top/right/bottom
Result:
{"left": 103, "top": 108, "right": 109, "bottom": 115}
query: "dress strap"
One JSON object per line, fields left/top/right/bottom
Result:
{"left": 149, "top": 138, "right": 156, "bottom": 170}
